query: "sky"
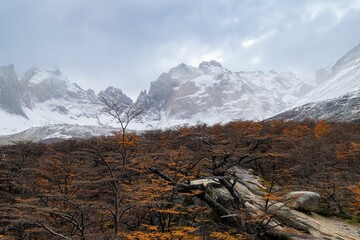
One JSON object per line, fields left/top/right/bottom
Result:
{"left": 1, "top": 0, "right": 360, "bottom": 100}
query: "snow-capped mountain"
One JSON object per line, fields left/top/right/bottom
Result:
{"left": 274, "top": 42, "right": 360, "bottom": 121}
{"left": 0, "top": 66, "right": 132, "bottom": 136}
{"left": 0, "top": 61, "right": 320, "bottom": 139}
{"left": 137, "top": 60, "right": 317, "bottom": 126}
{"left": 0, "top": 124, "right": 117, "bottom": 145}
{"left": 2, "top": 41, "right": 360, "bottom": 143}
{"left": 271, "top": 91, "right": 360, "bottom": 121}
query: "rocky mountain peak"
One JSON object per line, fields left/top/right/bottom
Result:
{"left": 0, "top": 65, "right": 26, "bottom": 117}
{"left": 331, "top": 42, "right": 360, "bottom": 76}
{"left": 20, "top": 67, "right": 69, "bottom": 86}
{"left": 199, "top": 60, "right": 222, "bottom": 69}
{"left": 0, "top": 64, "right": 14, "bottom": 71}
{"left": 98, "top": 86, "right": 133, "bottom": 107}
{"left": 168, "top": 63, "right": 200, "bottom": 81}
{"left": 199, "top": 60, "right": 226, "bottom": 74}
{"left": 139, "top": 60, "right": 316, "bottom": 123}
{"left": 0, "top": 65, "right": 16, "bottom": 79}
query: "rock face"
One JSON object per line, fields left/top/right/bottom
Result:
{"left": 2, "top": 41, "right": 360, "bottom": 137}
{"left": 272, "top": 91, "right": 360, "bottom": 121}
{"left": 137, "top": 60, "right": 316, "bottom": 124}
{"left": 189, "top": 167, "right": 358, "bottom": 239}
{"left": 285, "top": 191, "right": 320, "bottom": 212}
{"left": 0, "top": 66, "right": 133, "bottom": 135}
{"left": 98, "top": 86, "right": 133, "bottom": 107}
{"left": 0, "top": 65, "right": 26, "bottom": 117}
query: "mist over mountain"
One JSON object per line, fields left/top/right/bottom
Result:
{"left": 0, "top": 66, "right": 130, "bottom": 135}
{"left": 274, "top": 42, "right": 360, "bottom": 121}
{"left": 136, "top": 60, "right": 317, "bottom": 125}
{"left": 1, "top": 42, "right": 360, "bottom": 141}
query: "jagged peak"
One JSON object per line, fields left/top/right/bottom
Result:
{"left": 198, "top": 60, "right": 229, "bottom": 75}
{"left": 199, "top": 60, "right": 222, "bottom": 69}
{"left": 0, "top": 64, "right": 15, "bottom": 71}
{"left": 20, "top": 67, "right": 69, "bottom": 86}
{"left": 98, "top": 86, "right": 133, "bottom": 105}
{"left": 0, "top": 64, "right": 17, "bottom": 79}
{"left": 169, "top": 63, "right": 197, "bottom": 73}
{"left": 167, "top": 63, "right": 200, "bottom": 81}
{"left": 102, "top": 86, "right": 124, "bottom": 94}
{"left": 138, "top": 89, "right": 147, "bottom": 96}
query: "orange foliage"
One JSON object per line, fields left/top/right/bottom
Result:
{"left": 336, "top": 142, "right": 360, "bottom": 160}
{"left": 283, "top": 125, "right": 311, "bottom": 138}
{"left": 314, "top": 120, "right": 330, "bottom": 138}
{"left": 348, "top": 182, "right": 360, "bottom": 215}
{"left": 210, "top": 231, "right": 246, "bottom": 240}
{"left": 123, "top": 225, "right": 201, "bottom": 240}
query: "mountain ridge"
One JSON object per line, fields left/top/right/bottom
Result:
{"left": 1, "top": 42, "right": 360, "bottom": 139}
{"left": 274, "top": 42, "right": 360, "bottom": 121}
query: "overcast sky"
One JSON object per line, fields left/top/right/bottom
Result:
{"left": 1, "top": 0, "right": 360, "bottom": 99}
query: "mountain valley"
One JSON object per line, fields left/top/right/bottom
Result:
{"left": 1, "top": 43, "right": 360, "bottom": 143}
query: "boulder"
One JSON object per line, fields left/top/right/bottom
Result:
{"left": 285, "top": 191, "right": 320, "bottom": 212}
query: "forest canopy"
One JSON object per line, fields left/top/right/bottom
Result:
{"left": 0, "top": 120, "right": 359, "bottom": 239}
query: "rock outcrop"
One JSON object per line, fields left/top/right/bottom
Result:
{"left": 285, "top": 191, "right": 320, "bottom": 212}
{"left": 188, "top": 167, "right": 360, "bottom": 239}
{"left": 0, "top": 65, "right": 26, "bottom": 117}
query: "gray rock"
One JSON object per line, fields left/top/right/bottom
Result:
{"left": 285, "top": 191, "right": 320, "bottom": 212}
{"left": 0, "top": 65, "right": 26, "bottom": 117}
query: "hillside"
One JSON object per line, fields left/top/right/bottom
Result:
{"left": 1, "top": 120, "right": 359, "bottom": 239}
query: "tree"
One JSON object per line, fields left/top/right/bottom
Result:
{"left": 97, "top": 95, "right": 143, "bottom": 239}
{"left": 348, "top": 181, "right": 360, "bottom": 216}
{"left": 314, "top": 120, "right": 330, "bottom": 138}
{"left": 99, "top": 96, "right": 142, "bottom": 138}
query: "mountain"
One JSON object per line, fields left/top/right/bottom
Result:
{"left": 0, "top": 61, "right": 319, "bottom": 139}
{"left": 274, "top": 42, "right": 360, "bottom": 121}
{"left": 0, "top": 67, "right": 132, "bottom": 136}
{"left": 0, "top": 124, "right": 117, "bottom": 145}
{"left": 136, "top": 60, "right": 316, "bottom": 126}
{"left": 271, "top": 91, "right": 360, "bottom": 121}
{"left": 4, "top": 41, "right": 360, "bottom": 142}
{"left": 0, "top": 65, "right": 26, "bottom": 117}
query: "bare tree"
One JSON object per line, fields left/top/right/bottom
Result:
{"left": 99, "top": 96, "right": 143, "bottom": 137}
{"left": 97, "top": 95, "right": 143, "bottom": 239}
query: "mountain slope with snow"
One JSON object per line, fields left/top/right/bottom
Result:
{"left": 0, "top": 124, "right": 118, "bottom": 145}
{"left": 0, "top": 67, "right": 132, "bottom": 135}
{"left": 272, "top": 90, "right": 360, "bottom": 121}
{"left": 3, "top": 40, "right": 360, "bottom": 143}
{"left": 274, "top": 42, "right": 360, "bottom": 121}
{"left": 137, "top": 60, "right": 317, "bottom": 125}
{"left": 0, "top": 61, "right": 319, "bottom": 138}
{"left": 294, "top": 43, "right": 360, "bottom": 106}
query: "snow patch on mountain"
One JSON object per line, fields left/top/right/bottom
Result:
{"left": 4, "top": 40, "right": 360, "bottom": 143}
{"left": 138, "top": 60, "right": 317, "bottom": 123}
{"left": 0, "top": 124, "right": 118, "bottom": 145}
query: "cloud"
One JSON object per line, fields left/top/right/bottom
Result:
{"left": 0, "top": 0, "right": 360, "bottom": 99}
{"left": 251, "top": 57, "right": 262, "bottom": 65}
{"left": 154, "top": 40, "right": 225, "bottom": 71}
{"left": 241, "top": 29, "right": 277, "bottom": 48}
{"left": 302, "top": 0, "right": 360, "bottom": 32}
